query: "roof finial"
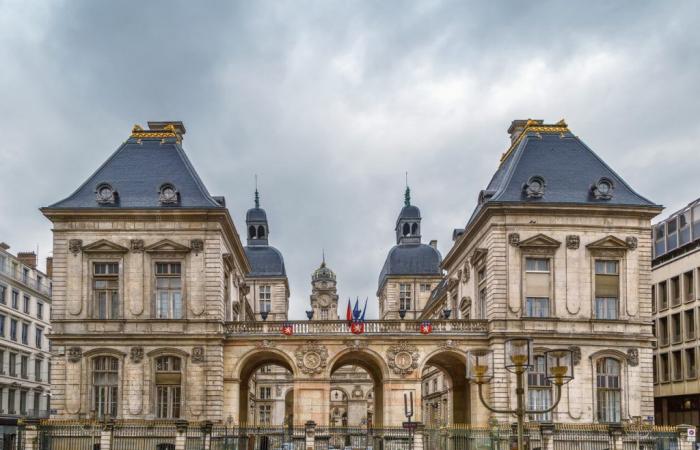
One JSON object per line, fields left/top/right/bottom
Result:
{"left": 404, "top": 172, "right": 411, "bottom": 206}
{"left": 254, "top": 174, "right": 260, "bottom": 208}
{"left": 321, "top": 248, "right": 326, "bottom": 267}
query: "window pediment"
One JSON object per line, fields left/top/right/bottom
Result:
{"left": 470, "top": 248, "right": 488, "bottom": 266}
{"left": 518, "top": 234, "right": 561, "bottom": 251}
{"left": 144, "top": 239, "right": 191, "bottom": 254}
{"left": 586, "top": 236, "right": 628, "bottom": 256}
{"left": 82, "top": 239, "right": 129, "bottom": 254}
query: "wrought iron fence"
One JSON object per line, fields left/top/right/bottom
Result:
{"left": 112, "top": 422, "right": 177, "bottom": 450}
{"left": 37, "top": 421, "right": 101, "bottom": 450}
{"left": 209, "top": 424, "right": 305, "bottom": 450}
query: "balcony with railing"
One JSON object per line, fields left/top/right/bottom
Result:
{"left": 225, "top": 319, "right": 488, "bottom": 337}
{"left": 0, "top": 261, "right": 52, "bottom": 296}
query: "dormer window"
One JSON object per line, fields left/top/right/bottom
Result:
{"left": 524, "top": 176, "right": 546, "bottom": 198}
{"left": 95, "top": 183, "right": 116, "bottom": 205}
{"left": 159, "top": 183, "right": 179, "bottom": 205}
{"left": 592, "top": 177, "right": 614, "bottom": 200}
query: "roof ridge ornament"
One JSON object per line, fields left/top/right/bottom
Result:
{"left": 254, "top": 174, "right": 260, "bottom": 208}
{"left": 404, "top": 171, "right": 411, "bottom": 206}
{"left": 500, "top": 118, "right": 570, "bottom": 163}
{"left": 130, "top": 121, "right": 184, "bottom": 143}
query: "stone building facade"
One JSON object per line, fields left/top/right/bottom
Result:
{"left": 0, "top": 245, "right": 52, "bottom": 446}
{"left": 651, "top": 197, "right": 700, "bottom": 427}
{"left": 42, "top": 119, "right": 661, "bottom": 427}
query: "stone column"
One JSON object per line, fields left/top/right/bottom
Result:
{"left": 413, "top": 423, "right": 425, "bottom": 450}
{"left": 305, "top": 421, "right": 316, "bottom": 450}
{"left": 100, "top": 421, "right": 114, "bottom": 450}
{"left": 608, "top": 423, "right": 624, "bottom": 450}
{"left": 175, "top": 420, "right": 188, "bottom": 450}
{"left": 539, "top": 422, "right": 555, "bottom": 450}
{"left": 676, "top": 424, "right": 696, "bottom": 450}
{"left": 19, "top": 419, "right": 38, "bottom": 450}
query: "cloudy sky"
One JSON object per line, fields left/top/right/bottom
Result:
{"left": 1, "top": 1, "right": 698, "bottom": 319}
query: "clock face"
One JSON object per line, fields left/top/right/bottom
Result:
{"left": 319, "top": 294, "right": 330, "bottom": 307}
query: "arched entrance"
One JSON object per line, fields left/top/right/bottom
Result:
{"left": 237, "top": 350, "right": 296, "bottom": 426}
{"left": 329, "top": 351, "right": 386, "bottom": 427}
{"left": 421, "top": 350, "right": 470, "bottom": 425}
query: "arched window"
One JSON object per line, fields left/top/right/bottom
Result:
{"left": 257, "top": 225, "right": 266, "bottom": 239}
{"left": 527, "top": 355, "right": 551, "bottom": 421}
{"left": 411, "top": 223, "right": 418, "bottom": 235}
{"left": 596, "top": 358, "right": 621, "bottom": 422}
{"left": 403, "top": 223, "right": 410, "bottom": 236}
{"left": 92, "top": 356, "right": 119, "bottom": 418}
{"left": 248, "top": 226, "right": 257, "bottom": 239}
{"left": 155, "top": 356, "right": 182, "bottom": 418}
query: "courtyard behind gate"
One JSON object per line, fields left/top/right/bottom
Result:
{"left": 14, "top": 420, "right": 691, "bottom": 450}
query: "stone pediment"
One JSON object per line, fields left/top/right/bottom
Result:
{"left": 518, "top": 234, "right": 561, "bottom": 249}
{"left": 586, "top": 236, "right": 628, "bottom": 251}
{"left": 144, "top": 239, "right": 191, "bottom": 254}
{"left": 81, "top": 239, "right": 129, "bottom": 254}
{"left": 470, "top": 248, "right": 488, "bottom": 265}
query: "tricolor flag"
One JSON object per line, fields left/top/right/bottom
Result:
{"left": 346, "top": 299, "right": 353, "bottom": 322}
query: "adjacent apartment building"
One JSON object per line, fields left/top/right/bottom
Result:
{"left": 652, "top": 197, "right": 700, "bottom": 427}
{"left": 0, "top": 244, "right": 52, "bottom": 447}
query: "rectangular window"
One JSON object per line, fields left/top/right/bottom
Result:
{"left": 35, "top": 327, "right": 43, "bottom": 349}
{"left": 19, "top": 390, "right": 27, "bottom": 415}
{"left": 10, "top": 319, "right": 17, "bottom": 341}
{"left": 20, "top": 355, "right": 28, "bottom": 379}
{"left": 93, "top": 263, "right": 119, "bottom": 319}
{"left": 420, "top": 283, "right": 432, "bottom": 293}
{"left": 596, "top": 359, "right": 621, "bottom": 423}
{"left": 686, "top": 348, "right": 697, "bottom": 379}
{"left": 525, "top": 298, "right": 550, "bottom": 318}
{"left": 8, "top": 389, "right": 15, "bottom": 414}
{"left": 258, "top": 405, "right": 271, "bottom": 425}
{"left": 399, "top": 283, "right": 412, "bottom": 311}
{"left": 595, "top": 260, "right": 619, "bottom": 320}
{"left": 0, "top": 314, "right": 4, "bottom": 337}
{"left": 478, "top": 267, "right": 487, "bottom": 319}
{"left": 92, "top": 356, "right": 119, "bottom": 418}
{"left": 685, "top": 309, "right": 695, "bottom": 340}
{"left": 524, "top": 257, "right": 551, "bottom": 318}
{"left": 8, "top": 353, "right": 16, "bottom": 377}
{"left": 0, "top": 284, "right": 5, "bottom": 304}
{"left": 667, "top": 218, "right": 678, "bottom": 251}
{"left": 528, "top": 355, "right": 552, "bottom": 422}
{"left": 659, "top": 353, "right": 669, "bottom": 382}
{"left": 21, "top": 323, "right": 28, "bottom": 345}
{"left": 259, "top": 387, "right": 271, "bottom": 399}
{"left": 35, "top": 359, "right": 42, "bottom": 382}
{"left": 11, "top": 290, "right": 18, "bottom": 309}
{"left": 672, "top": 351, "right": 682, "bottom": 381}
{"left": 0, "top": 350, "right": 4, "bottom": 375}
{"left": 684, "top": 271, "right": 695, "bottom": 302}
{"left": 671, "top": 276, "right": 681, "bottom": 306}
{"left": 654, "top": 224, "right": 665, "bottom": 256}
{"left": 32, "top": 392, "right": 40, "bottom": 416}
{"left": 22, "top": 268, "right": 29, "bottom": 284}
{"left": 259, "top": 285, "right": 271, "bottom": 313}
{"left": 155, "top": 262, "right": 182, "bottom": 319}
{"left": 658, "top": 317, "right": 668, "bottom": 346}
{"left": 23, "top": 295, "right": 29, "bottom": 314}
{"left": 659, "top": 281, "right": 668, "bottom": 309}
{"left": 671, "top": 313, "right": 682, "bottom": 344}
{"left": 36, "top": 302, "right": 43, "bottom": 320}
{"left": 651, "top": 285, "right": 656, "bottom": 313}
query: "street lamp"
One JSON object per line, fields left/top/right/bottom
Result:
{"left": 467, "top": 339, "right": 574, "bottom": 450}
{"left": 399, "top": 309, "right": 406, "bottom": 319}
{"left": 306, "top": 310, "right": 314, "bottom": 320}
{"left": 443, "top": 309, "right": 452, "bottom": 319}
{"left": 260, "top": 311, "right": 269, "bottom": 321}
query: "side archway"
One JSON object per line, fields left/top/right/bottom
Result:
{"left": 419, "top": 349, "right": 470, "bottom": 425}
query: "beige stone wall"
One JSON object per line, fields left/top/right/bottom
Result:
{"left": 379, "top": 276, "right": 442, "bottom": 320}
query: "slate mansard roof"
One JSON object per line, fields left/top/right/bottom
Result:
{"left": 466, "top": 120, "right": 660, "bottom": 225}
{"left": 378, "top": 244, "right": 442, "bottom": 292}
{"left": 244, "top": 246, "right": 286, "bottom": 278}
{"left": 48, "top": 125, "right": 223, "bottom": 210}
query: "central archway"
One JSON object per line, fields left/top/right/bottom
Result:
{"left": 421, "top": 350, "right": 470, "bottom": 425}
{"left": 328, "top": 350, "right": 387, "bottom": 426}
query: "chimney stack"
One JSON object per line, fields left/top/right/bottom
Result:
{"left": 507, "top": 119, "right": 543, "bottom": 143}
{"left": 0, "top": 242, "right": 9, "bottom": 251}
{"left": 46, "top": 257, "right": 53, "bottom": 278}
{"left": 17, "top": 251, "right": 37, "bottom": 269}
{"left": 429, "top": 239, "right": 438, "bottom": 249}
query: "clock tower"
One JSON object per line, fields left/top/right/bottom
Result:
{"left": 310, "top": 256, "right": 339, "bottom": 320}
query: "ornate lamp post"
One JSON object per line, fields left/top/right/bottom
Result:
{"left": 306, "top": 310, "right": 314, "bottom": 320}
{"left": 467, "top": 338, "right": 574, "bottom": 450}
{"left": 260, "top": 310, "right": 269, "bottom": 321}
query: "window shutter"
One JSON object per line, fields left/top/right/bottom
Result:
{"left": 526, "top": 272, "right": 550, "bottom": 297}
{"left": 596, "top": 274, "right": 619, "bottom": 297}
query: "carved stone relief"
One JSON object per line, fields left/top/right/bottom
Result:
{"left": 130, "top": 347, "right": 144, "bottom": 363}
{"left": 256, "top": 340, "right": 278, "bottom": 349}
{"left": 69, "top": 239, "right": 83, "bottom": 255}
{"left": 344, "top": 339, "right": 368, "bottom": 351}
{"left": 508, "top": 233, "right": 520, "bottom": 247}
{"left": 67, "top": 347, "right": 82, "bottom": 363}
{"left": 386, "top": 343, "right": 420, "bottom": 376}
{"left": 295, "top": 341, "right": 328, "bottom": 375}
{"left": 626, "top": 237, "right": 638, "bottom": 250}
{"left": 627, "top": 348, "right": 639, "bottom": 367}
{"left": 130, "top": 239, "right": 145, "bottom": 252}
{"left": 190, "top": 239, "right": 204, "bottom": 255}
{"left": 566, "top": 235, "right": 580, "bottom": 250}
{"left": 462, "top": 263, "right": 470, "bottom": 283}
{"left": 192, "top": 346, "right": 205, "bottom": 363}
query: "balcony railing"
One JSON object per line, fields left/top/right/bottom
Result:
{"left": 0, "top": 262, "right": 52, "bottom": 296}
{"left": 225, "top": 319, "right": 488, "bottom": 337}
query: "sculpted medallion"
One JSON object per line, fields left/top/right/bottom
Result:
{"left": 295, "top": 341, "right": 328, "bottom": 375}
{"left": 386, "top": 343, "right": 420, "bottom": 376}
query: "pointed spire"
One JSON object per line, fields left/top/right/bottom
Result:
{"left": 321, "top": 248, "right": 326, "bottom": 267}
{"left": 254, "top": 175, "right": 260, "bottom": 208}
{"left": 404, "top": 172, "right": 411, "bottom": 206}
